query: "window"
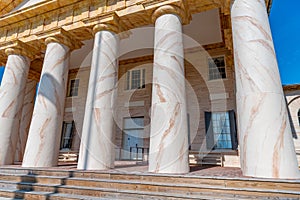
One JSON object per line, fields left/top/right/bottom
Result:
{"left": 68, "top": 79, "right": 79, "bottom": 97}
{"left": 208, "top": 56, "right": 226, "bottom": 80}
{"left": 126, "top": 69, "right": 145, "bottom": 90}
{"left": 205, "top": 111, "right": 238, "bottom": 150}
{"left": 60, "top": 121, "right": 75, "bottom": 150}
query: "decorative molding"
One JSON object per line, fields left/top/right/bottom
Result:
{"left": 4, "top": 40, "right": 39, "bottom": 60}
{"left": 42, "top": 28, "right": 82, "bottom": 50}
{"left": 27, "top": 69, "right": 41, "bottom": 82}
{"left": 151, "top": 4, "right": 191, "bottom": 24}
{"left": 93, "top": 14, "right": 120, "bottom": 34}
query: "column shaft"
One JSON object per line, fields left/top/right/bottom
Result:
{"left": 77, "top": 30, "right": 119, "bottom": 170}
{"left": 0, "top": 55, "right": 30, "bottom": 165}
{"left": 14, "top": 79, "right": 37, "bottom": 163}
{"left": 148, "top": 13, "right": 189, "bottom": 173}
{"left": 231, "top": 0, "right": 300, "bottom": 178}
{"left": 22, "top": 42, "right": 70, "bottom": 167}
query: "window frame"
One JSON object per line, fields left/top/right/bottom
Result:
{"left": 205, "top": 110, "right": 238, "bottom": 151}
{"left": 207, "top": 55, "right": 227, "bottom": 81}
{"left": 60, "top": 121, "right": 75, "bottom": 150}
{"left": 125, "top": 68, "right": 146, "bottom": 90}
{"left": 67, "top": 79, "right": 80, "bottom": 97}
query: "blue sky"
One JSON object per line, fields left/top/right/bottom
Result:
{"left": 269, "top": 0, "right": 300, "bottom": 85}
{"left": 0, "top": 1, "right": 299, "bottom": 85}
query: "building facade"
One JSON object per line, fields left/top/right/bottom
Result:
{"left": 284, "top": 84, "right": 300, "bottom": 165}
{"left": 0, "top": 0, "right": 299, "bottom": 179}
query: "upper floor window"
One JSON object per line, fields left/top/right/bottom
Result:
{"left": 126, "top": 69, "right": 145, "bottom": 90}
{"left": 205, "top": 110, "right": 238, "bottom": 150}
{"left": 68, "top": 79, "right": 79, "bottom": 97}
{"left": 208, "top": 56, "right": 226, "bottom": 80}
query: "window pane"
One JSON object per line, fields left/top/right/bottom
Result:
{"left": 208, "top": 56, "right": 226, "bottom": 80}
{"left": 212, "top": 112, "right": 232, "bottom": 149}
{"left": 126, "top": 69, "right": 146, "bottom": 90}
{"left": 69, "top": 79, "right": 79, "bottom": 97}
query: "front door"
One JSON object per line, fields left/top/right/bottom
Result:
{"left": 121, "top": 117, "right": 144, "bottom": 160}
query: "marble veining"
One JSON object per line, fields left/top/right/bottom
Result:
{"left": 231, "top": 0, "right": 300, "bottom": 178}
{"left": 0, "top": 54, "right": 30, "bottom": 165}
{"left": 77, "top": 30, "right": 119, "bottom": 170}
{"left": 22, "top": 42, "right": 70, "bottom": 167}
{"left": 148, "top": 13, "right": 189, "bottom": 174}
{"left": 14, "top": 79, "right": 37, "bottom": 162}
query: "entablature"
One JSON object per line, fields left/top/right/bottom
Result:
{"left": 0, "top": 0, "right": 273, "bottom": 65}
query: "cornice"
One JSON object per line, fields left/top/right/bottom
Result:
{"left": 283, "top": 84, "right": 300, "bottom": 92}
{"left": 2, "top": 40, "right": 39, "bottom": 60}
{"left": 0, "top": 0, "right": 225, "bottom": 64}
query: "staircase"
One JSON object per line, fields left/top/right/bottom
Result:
{"left": 0, "top": 167, "right": 299, "bottom": 200}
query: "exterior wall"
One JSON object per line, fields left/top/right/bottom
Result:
{"left": 62, "top": 46, "right": 240, "bottom": 166}
{"left": 284, "top": 87, "right": 300, "bottom": 165}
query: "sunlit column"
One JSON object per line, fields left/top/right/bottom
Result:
{"left": 77, "top": 23, "right": 119, "bottom": 170}
{"left": 231, "top": 0, "right": 300, "bottom": 178}
{"left": 23, "top": 31, "right": 81, "bottom": 167}
{"left": 0, "top": 41, "right": 36, "bottom": 165}
{"left": 148, "top": 5, "right": 190, "bottom": 174}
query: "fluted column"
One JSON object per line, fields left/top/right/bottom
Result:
{"left": 22, "top": 31, "right": 81, "bottom": 167}
{"left": 77, "top": 23, "right": 119, "bottom": 170}
{"left": 231, "top": 0, "right": 300, "bottom": 178}
{"left": 14, "top": 79, "right": 37, "bottom": 163}
{"left": 148, "top": 5, "right": 190, "bottom": 174}
{"left": 0, "top": 41, "right": 36, "bottom": 165}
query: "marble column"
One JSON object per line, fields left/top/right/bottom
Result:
{"left": 148, "top": 6, "right": 189, "bottom": 174}
{"left": 231, "top": 0, "right": 300, "bottom": 178}
{"left": 22, "top": 36, "right": 72, "bottom": 167}
{"left": 77, "top": 24, "right": 119, "bottom": 170}
{"left": 14, "top": 79, "right": 37, "bottom": 163}
{"left": 0, "top": 44, "right": 32, "bottom": 165}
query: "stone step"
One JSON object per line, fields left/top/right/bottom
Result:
{"left": 0, "top": 167, "right": 299, "bottom": 200}
{"left": 1, "top": 171, "right": 300, "bottom": 196}
{"left": 1, "top": 177, "right": 299, "bottom": 200}
{"left": 1, "top": 170, "right": 299, "bottom": 194}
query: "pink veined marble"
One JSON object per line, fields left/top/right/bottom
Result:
{"left": 77, "top": 30, "right": 119, "bottom": 170}
{"left": 0, "top": 54, "right": 30, "bottom": 165}
{"left": 14, "top": 79, "right": 37, "bottom": 163}
{"left": 22, "top": 42, "right": 70, "bottom": 167}
{"left": 148, "top": 13, "right": 189, "bottom": 174}
{"left": 231, "top": 0, "right": 300, "bottom": 178}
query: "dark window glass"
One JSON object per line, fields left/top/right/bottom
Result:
{"left": 68, "top": 79, "right": 79, "bottom": 97}
{"left": 60, "top": 121, "right": 74, "bottom": 150}
{"left": 208, "top": 56, "right": 226, "bottom": 80}
{"left": 205, "top": 111, "right": 238, "bottom": 150}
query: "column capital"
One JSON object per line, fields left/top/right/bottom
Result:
{"left": 151, "top": 5, "right": 191, "bottom": 25}
{"left": 92, "top": 14, "right": 120, "bottom": 34}
{"left": 43, "top": 28, "right": 82, "bottom": 50}
{"left": 93, "top": 23, "right": 119, "bottom": 35}
{"left": 5, "top": 40, "right": 39, "bottom": 60}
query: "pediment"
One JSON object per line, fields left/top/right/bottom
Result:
{"left": 0, "top": 0, "right": 46, "bottom": 17}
